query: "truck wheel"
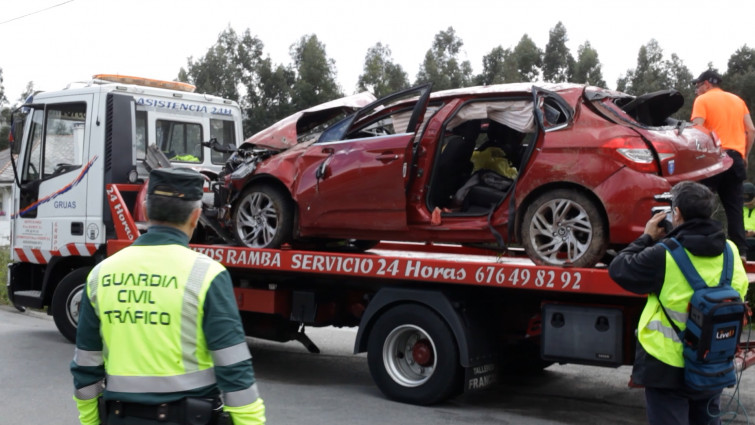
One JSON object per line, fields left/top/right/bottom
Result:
{"left": 52, "top": 268, "right": 91, "bottom": 343}
{"left": 233, "top": 184, "right": 294, "bottom": 248}
{"left": 367, "top": 304, "right": 462, "bottom": 405}
{"left": 521, "top": 189, "right": 607, "bottom": 268}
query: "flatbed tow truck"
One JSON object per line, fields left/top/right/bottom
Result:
{"left": 6, "top": 75, "right": 754, "bottom": 405}
{"left": 56, "top": 183, "right": 755, "bottom": 404}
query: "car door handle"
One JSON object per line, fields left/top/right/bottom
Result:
{"left": 376, "top": 153, "right": 399, "bottom": 162}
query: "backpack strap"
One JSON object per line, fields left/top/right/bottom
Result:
{"left": 656, "top": 238, "right": 735, "bottom": 338}
{"left": 659, "top": 237, "right": 734, "bottom": 290}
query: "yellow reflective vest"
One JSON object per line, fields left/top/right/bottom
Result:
{"left": 637, "top": 241, "right": 748, "bottom": 367}
{"left": 744, "top": 207, "right": 755, "bottom": 232}
{"left": 87, "top": 244, "right": 225, "bottom": 393}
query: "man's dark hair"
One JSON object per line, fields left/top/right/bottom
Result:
{"left": 146, "top": 196, "right": 201, "bottom": 225}
{"left": 671, "top": 181, "right": 716, "bottom": 220}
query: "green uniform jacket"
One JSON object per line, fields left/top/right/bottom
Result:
{"left": 70, "top": 226, "right": 264, "bottom": 424}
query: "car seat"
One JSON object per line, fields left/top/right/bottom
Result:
{"left": 429, "top": 121, "right": 480, "bottom": 209}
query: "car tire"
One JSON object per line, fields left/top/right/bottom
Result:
{"left": 367, "top": 304, "right": 463, "bottom": 405}
{"left": 521, "top": 189, "right": 607, "bottom": 268}
{"left": 52, "top": 267, "right": 91, "bottom": 344}
{"left": 233, "top": 184, "right": 294, "bottom": 248}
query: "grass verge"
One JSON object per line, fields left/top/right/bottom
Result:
{"left": 0, "top": 247, "right": 10, "bottom": 305}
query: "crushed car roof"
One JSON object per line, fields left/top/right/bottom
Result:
{"left": 243, "top": 91, "right": 376, "bottom": 149}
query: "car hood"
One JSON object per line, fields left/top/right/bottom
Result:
{"left": 243, "top": 91, "right": 376, "bottom": 150}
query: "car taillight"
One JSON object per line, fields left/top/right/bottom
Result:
{"left": 602, "top": 137, "right": 660, "bottom": 173}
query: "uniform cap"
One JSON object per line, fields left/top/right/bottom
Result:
{"left": 147, "top": 168, "right": 204, "bottom": 201}
{"left": 692, "top": 70, "right": 723, "bottom": 85}
{"left": 744, "top": 182, "right": 755, "bottom": 201}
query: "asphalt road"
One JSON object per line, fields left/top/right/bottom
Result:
{"left": 2, "top": 304, "right": 754, "bottom": 424}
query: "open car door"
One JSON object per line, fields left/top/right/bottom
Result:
{"left": 295, "top": 84, "right": 432, "bottom": 232}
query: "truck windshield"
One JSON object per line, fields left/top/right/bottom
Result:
{"left": 22, "top": 102, "right": 86, "bottom": 183}
{"left": 156, "top": 119, "right": 203, "bottom": 163}
{"left": 210, "top": 119, "right": 235, "bottom": 164}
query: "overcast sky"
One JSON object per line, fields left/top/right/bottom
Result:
{"left": 1, "top": 0, "right": 753, "bottom": 106}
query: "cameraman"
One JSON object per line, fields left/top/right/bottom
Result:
{"left": 608, "top": 181, "right": 748, "bottom": 425}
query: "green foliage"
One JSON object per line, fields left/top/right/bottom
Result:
{"left": 179, "top": 26, "right": 265, "bottom": 103}
{"left": 357, "top": 43, "right": 409, "bottom": 97}
{"left": 476, "top": 46, "right": 520, "bottom": 85}
{"left": 542, "top": 22, "right": 575, "bottom": 83}
{"left": 245, "top": 58, "right": 296, "bottom": 135}
{"left": 18, "top": 81, "right": 34, "bottom": 104}
{"left": 0, "top": 247, "right": 10, "bottom": 305}
{"left": 511, "top": 34, "right": 543, "bottom": 82}
{"left": 0, "top": 67, "right": 7, "bottom": 106}
{"left": 723, "top": 45, "right": 755, "bottom": 179}
{"left": 289, "top": 34, "right": 343, "bottom": 110}
{"left": 415, "top": 27, "right": 473, "bottom": 90}
{"left": 617, "top": 39, "right": 695, "bottom": 119}
{"left": 724, "top": 45, "right": 755, "bottom": 110}
{"left": 573, "top": 41, "right": 606, "bottom": 87}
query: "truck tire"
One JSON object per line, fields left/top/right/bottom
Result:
{"left": 52, "top": 268, "right": 91, "bottom": 343}
{"left": 367, "top": 304, "right": 463, "bottom": 405}
{"left": 233, "top": 184, "right": 294, "bottom": 248}
{"left": 521, "top": 189, "right": 607, "bottom": 268}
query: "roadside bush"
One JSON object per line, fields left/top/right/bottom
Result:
{"left": 0, "top": 247, "right": 9, "bottom": 305}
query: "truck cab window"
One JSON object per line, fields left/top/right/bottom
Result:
{"left": 22, "top": 103, "right": 86, "bottom": 182}
{"left": 210, "top": 119, "right": 235, "bottom": 164}
{"left": 156, "top": 120, "right": 203, "bottom": 163}
{"left": 135, "top": 110, "right": 147, "bottom": 160}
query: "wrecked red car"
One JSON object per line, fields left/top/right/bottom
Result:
{"left": 210, "top": 83, "right": 730, "bottom": 267}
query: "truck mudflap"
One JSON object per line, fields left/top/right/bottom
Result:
{"left": 464, "top": 363, "right": 498, "bottom": 392}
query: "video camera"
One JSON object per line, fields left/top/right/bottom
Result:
{"left": 651, "top": 192, "right": 673, "bottom": 233}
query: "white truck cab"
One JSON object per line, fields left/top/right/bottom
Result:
{"left": 7, "top": 75, "right": 243, "bottom": 339}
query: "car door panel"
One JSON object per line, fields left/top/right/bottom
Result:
{"left": 295, "top": 133, "right": 414, "bottom": 232}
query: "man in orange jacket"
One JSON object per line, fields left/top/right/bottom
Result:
{"left": 691, "top": 69, "right": 755, "bottom": 260}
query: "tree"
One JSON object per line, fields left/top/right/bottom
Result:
{"left": 665, "top": 53, "right": 695, "bottom": 119}
{"left": 572, "top": 41, "right": 606, "bottom": 87}
{"left": 510, "top": 34, "right": 543, "bottom": 82}
{"left": 18, "top": 81, "right": 34, "bottom": 104}
{"left": 617, "top": 39, "right": 694, "bottom": 119}
{"left": 415, "top": 27, "right": 473, "bottom": 90}
{"left": 0, "top": 67, "right": 8, "bottom": 150}
{"left": 724, "top": 45, "right": 755, "bottom": 111}
{"left": 542, "top": 22, "right": 575, "bottom": 83}
{"left": 289, "top": 34, "right": 342, "bottom": 110}
{"left": 0, "top": 67, "right": 7, "bottom": 107}
{"left": 244, "top": 58, "right": 296, "bottom": 135}
{"left": 616, "top": 39, "right": 669, "bottom": 94}
{"left": 178, "top": 26, "right": 264, "bottom": 103}
{"left": 357, "top": 43, "right": 409, "bottom": 97}
{"left": 475, "top": 46, "right": 520, "bottom": 85}
{"left": 723, "top": 45, "right": 755, "bottom": 177}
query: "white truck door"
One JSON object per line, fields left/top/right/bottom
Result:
{"left": 13, "top": 95, "right": 96, "bottom": 259}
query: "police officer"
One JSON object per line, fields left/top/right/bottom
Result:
{"left": 70, "top": 168, "right": 266, "bottom": 425}
{"left": 608, "top": 181, "right": 748, "bottom": 425}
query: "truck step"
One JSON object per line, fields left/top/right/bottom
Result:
{"left": 12, "top": 290, "right": 44, "bottom": 309}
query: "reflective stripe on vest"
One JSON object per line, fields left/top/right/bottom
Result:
{"left": 637, "top": 241, "right": 734, "bottom": 368}
{"left": 107, "top": 368, "right": 217, "bottom": 393}
{"left": 181, "top": 258, "right": 211, "bottom": 374}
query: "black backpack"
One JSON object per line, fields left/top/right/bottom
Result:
{"left": 659, "top": 238, "right": 747, "bottom": 391}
